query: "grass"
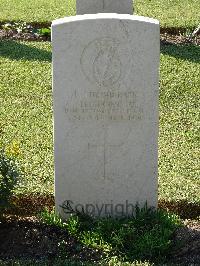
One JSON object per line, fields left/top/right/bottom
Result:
{"left": 40, "top": 206, "right": 181, "bottom": 264}
{"left": 0, "top": 3, "right": 199, "bottom": 265}
{"left": 135, "top": 0, "right": 200, "bottom": 29}
{"left": 0, "top": 0, "right": 70, "bottom": 23}
{"left": 159, "top": 44, "right": 200, "bottom": 203}
{"left": 0, "top": 40, "right": 199, "bottom": 204}
{"left": 0, "top": 259, "right": 153, "bottom": 266}
{"left": 0, "top": 0, "right": 199, "bottom": 29}
{"left": 0, "top": 41, "right": 53, "bottom": 195}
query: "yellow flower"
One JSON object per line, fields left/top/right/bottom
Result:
{"left": 5, "top": 140, "right": 21, "bottom": 157}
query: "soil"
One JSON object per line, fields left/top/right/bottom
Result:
{"left": 8, "top": 195, "right": 200, "bottom": 220}
{"left": 1, "top": 196, "right": 199, "bottom": 264}
{"left": 0, "top": 214, "right": 199, "bottom": 265}
{"left": 0, "top": 29, "right": 50, "bottom": 42}
{"left": 0, "top": 28, "right": 200, "bottom": 46}
{"left": 169, "top": 220, "right": 200, "bottom": 265}
{"left": 0, "top": 215, "right": 103, "bottom": 263}
{"left": 160, "top": 33, "right": 200, "bottom": 46}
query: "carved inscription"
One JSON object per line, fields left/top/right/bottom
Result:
{"left": 65, "top": 38, "right": 142, "bottom": 122}
{"left": 80, "top": 37, "right": 131, "bottom": 87}
{"left": 65, "top": 90, "right": 142, "bottom": 121}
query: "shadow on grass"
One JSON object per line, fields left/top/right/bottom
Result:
{"left": 0, "top": 40, "right": 51, "bottom": 62}
{"left": 161, "top": 43, "right": 200, "bottom": 63}
{"left": 1, "top": 40, "right": 199, "bottom": 64}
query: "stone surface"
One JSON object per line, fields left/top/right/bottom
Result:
{"left": 76, "top": 0, "right": 133, "bottom": 15}
{"left": 52, "top": 14, "right": 160, "bottom": 218}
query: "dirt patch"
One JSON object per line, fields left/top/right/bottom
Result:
{"left": 169, "top": 220, "right": 200, "bottom": 265}
{"left": 0, "top": 29, "right": 50, "bottom": 42}
{"left": 160, "top": 33, "right": 200, "bottom": 46}
{"left": 0, "top": 28, "right": 199, "bottom": 46}
{"left": 9, "top": 194, "right": 55, "bottom": 215}
{"left": 0, "top": 216, "right": 102, "bottom": 263}
{"left": 3, "top": 195, "right": 199, "bottom": 264}
{"left": 159, "top": 199, "right": 200, "bottom": 220}
{"left": 0, "top": 215, "right": 199, "bottom": 265}
{"left": 7, "top": 195, "right": 200, "bottom": 220}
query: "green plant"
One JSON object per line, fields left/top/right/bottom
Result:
{"left": 37, "top": 27, "right": 51, "bottom": 37}
{"left": 40, "top": 206, "right": 182, "bottom": 263}
{"left": 66, "top": 215, "right": 80, "bottom": 235}
{"left": 0, "top": 148, "right": 20, "bottom": 213}
{"left": 39, "top": 207, "right": 68, "bottom": 229}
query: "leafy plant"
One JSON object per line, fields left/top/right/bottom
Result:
{"left": 40, "top": 205, "right": 182, "bottom": 263}
{"left": 0, "top": 147, "right": 20, "bottom": 214}
{"left": 37, "top": 27, "right": 51, "bottom": 37}
{"left": 66, "top": 215, "right": 80, "bottom": 235}
{"left": 39, "top": 207, "right": 68, "bottom": 229}
{"left": 82, "top": 206, "right": 180, "bottom": 262}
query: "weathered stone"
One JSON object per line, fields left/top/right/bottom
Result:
{"left": 76, "top": 0, "right": 133, "bottom": 15}
{"left": 52, "top": 14, "right": 160, "bottom": 218}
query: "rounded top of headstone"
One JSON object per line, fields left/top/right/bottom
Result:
{"left": 52, "top": 14, "right": 159, "bottom": 27}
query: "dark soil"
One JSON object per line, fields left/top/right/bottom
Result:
{"left": 0, "top": 189, "right": 199, "bottom": 265}
{"left": 0, "top": 29, "right": 50, "bottom": 42}
{"left": 160, "top": 33, "right": 200, "bottom": 46}
{"left": 169, "top": 220, "right": 200, "bottom": 265}
{"left": 0, "top": 27, "right": 199, "bottom": 46}
{"left": 8, "top": 195, "right": 200, "bottom": 220}
{"left": 0, "top": 215, "right": 103, "bottom": 263}
{"left": 0, "top": 214, "right": 199, "bottom": 265}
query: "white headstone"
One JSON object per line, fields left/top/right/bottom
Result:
{"left": 52, "top": 13, "right": 160, "bottom": 218}
{"left": 76, "top": 0, "right": 133, "bottom": 15}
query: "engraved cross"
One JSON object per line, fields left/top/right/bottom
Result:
{"left": 88, "top": 125, "right": 120, "bottom": 179}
